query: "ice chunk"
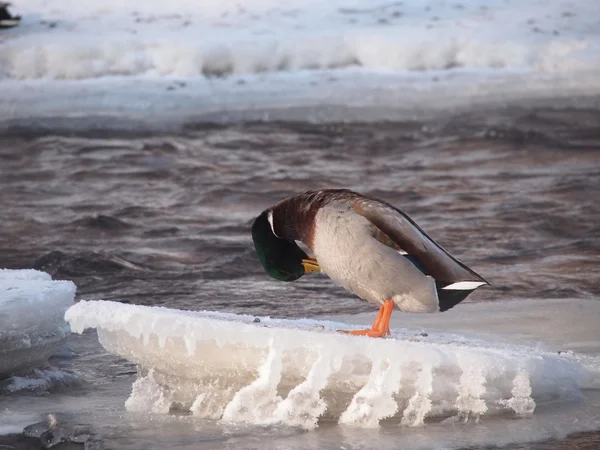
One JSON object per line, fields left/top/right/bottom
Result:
{"left": 454, "top": 352, "right": 489, "bottom": 421}
{"left": 401, "top": 363, "right": 434, "bottom": 427}
{"left": 0, "top": 269, "right": 51, "bottom": 281}
{"left": 270, "top": 348, "right": 334, "bottom": 428}
{"left": 125, "top": 369, "right": 175, "bottom": 414}
{"left": 497, "top": 369, "right": 536, "bottom": 417}
{"left": 0, "top": 270, "right": 76, "bottom": 378}
{"left": 65, "top": 300, "right": 599, "bottom": 429}
{"left": 221, "top": 340, "right": 284, "bottom": 424}
{"left": 339, "top": 356, "right": 403, "bottom": 427}
{"left": 3, "top": 367, "right": 77, "bottom": 393}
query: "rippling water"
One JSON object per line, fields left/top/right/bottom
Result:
{"left": 2, "top": 108, "right": 599, "bottom": 312}
{"left": 1, "top": 106, "right": 600, "bottom": 449}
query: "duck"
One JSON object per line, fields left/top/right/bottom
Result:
{"left": 251, "top": 189, "right": 489, "bottom": 338}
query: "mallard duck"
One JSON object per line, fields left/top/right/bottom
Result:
{"left": 251, "top": 189, "right": 488, "bottom": 338}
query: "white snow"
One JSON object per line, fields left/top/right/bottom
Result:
{"left": 65, "top": 299, "right": 600, "bottom": 431}
{"left": 0, "top": 270, "right": 76, "bottom": 378}
{"left": 4, "top": 0, "right": 600, "bottom": 79}
{"left": 1, "top": 0, "right": 600, "bottom": 125}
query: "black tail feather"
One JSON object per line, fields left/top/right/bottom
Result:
{"left": 436, "top": 282, "right": 478, "bottom": 312}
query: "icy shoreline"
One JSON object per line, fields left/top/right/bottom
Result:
{"left": 2, "top": 76, "right": 600, "bottom": 134}
{"left": 0, "top": 270, "right": 76, "bottom": 378}
{"left": 2, "top": 0, "right": 600, "bottom": 130}
{"left": 3, "top": 0, "right": 599, "bottom": 80}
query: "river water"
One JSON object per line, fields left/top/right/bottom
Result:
{"left": 1, "top": 104, "right": 600, "bottom": 449}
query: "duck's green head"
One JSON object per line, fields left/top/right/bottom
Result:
{"left": 251, "top": 210, "right": 319, "bottom": 282}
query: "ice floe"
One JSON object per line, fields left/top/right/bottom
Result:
{"left": 65, "top": 300, "right": 599, "bottom": 429}
{"left": 0, "top": 269, "right": 76, "bottom": 378}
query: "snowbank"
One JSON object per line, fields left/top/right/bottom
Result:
{"left": 65, "top": 300, "right": 598, "bottom": 429}
{"left": 2, "top": 0, "right": 600, "bottom": 126}
{"left": 3, "top": 0, "right": 599, "bottom": 80}
{"left": 0, "top": 270, "right": 76, "bottom": 378}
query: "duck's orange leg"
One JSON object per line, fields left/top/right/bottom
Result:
{"left": 372, "top": 304, "right": 385, "bottom": 330}
{"left": 338, "top": 299, "right": 394, "bottom": 338}
{"left": 345, "top": 304, "right": 384, "bottom": 335}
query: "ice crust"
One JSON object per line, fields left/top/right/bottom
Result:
{"left": 2, "top": 1, "right": 600, "bottom": 126}
{"left": 65, "top": 300, "right": 598, "bottom": 429}
{"left": 3, "top": 0, "right": 600, "bottom": 80}
{"left": 0, "top": 270, "right": 76, "bottom": 377}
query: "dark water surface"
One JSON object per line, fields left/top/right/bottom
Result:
{"left": 2, "top": 108, "right": 599, "bottom": 312}
{"left": 1, "top": 106, "right": 600, "bottom": 449}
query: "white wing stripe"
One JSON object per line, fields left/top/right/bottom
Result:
{"left": 442, "top": 281, "right": 487, "bottom": 290}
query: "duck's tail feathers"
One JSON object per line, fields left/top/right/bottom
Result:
{"left": 436, "top": 280, "right": 488, "bottom": 312}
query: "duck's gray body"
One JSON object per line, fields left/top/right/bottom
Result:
{"left": 312, "top": 201, "right": 441, "bottom": 312}
{"left": 268, "top": 189, "right": 488, "bottom": 313}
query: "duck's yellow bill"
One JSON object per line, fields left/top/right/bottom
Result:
{"left": 302, "top": 258, "right": 321, "bottom": 273}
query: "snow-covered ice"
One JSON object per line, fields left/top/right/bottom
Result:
{"left": 65, "top": 299, "right": 600, "bottom": 430}
{"left": 1, "top": 0, "right": 600, "bottom": 126}
{"left": 5, "top": 0, "right": 600, "bottom": 79}
{"left": 0, "top": 269, "right": 76, "bottom": 378}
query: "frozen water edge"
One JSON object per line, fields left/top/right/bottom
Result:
{"left": 2, "top": 69, "right": 600, "bottom": 132}
{"left": 65, "top": 300, "right": 600, "bottom": 430}
{"left": 0, "top": 270, "right": 76, "bottom": 378}
{"left": 3, "top": 0, "right": 600, "bottom": 131}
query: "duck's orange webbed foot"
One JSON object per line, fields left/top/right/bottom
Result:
{"left": 339, "top": 328, "right": 390, "bottom": 338}
{"left": 337, "top": 299, "right": 394, "bottom": 338}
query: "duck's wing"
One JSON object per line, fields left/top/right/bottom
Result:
{"left": 352, "top": 197, "right": 489, "bottom": 289}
